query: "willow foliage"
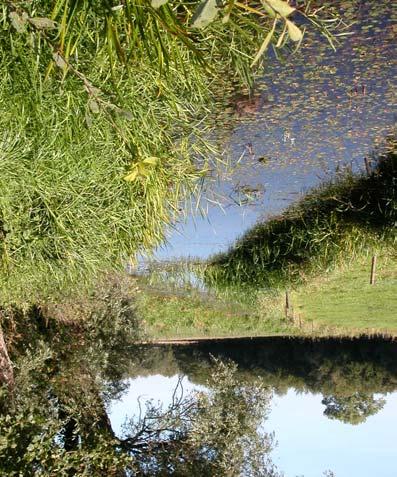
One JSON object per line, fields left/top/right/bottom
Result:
{"left": 0, "top": 0, "right": 337, "bottom": 303}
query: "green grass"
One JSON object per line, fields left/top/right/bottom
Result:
{"left": 207, "top": 142, "right": 397, "bottom": 291}
{"left": 138, "top": 250, "right": 397, "bottom": 340}
{"left": 0, "top": 1, "right": 262, "bottom": 305}
{"left": 135, "top": 284, "right": 293, "bottom": 339}
{"left": 0, "top": 1, "right": 336, "bottom": 306}
{"left": 199, "top": 143, "right": 397, "bottom": 338}
{"left": 291, "top": 253, "right": 397, "bottom": 334}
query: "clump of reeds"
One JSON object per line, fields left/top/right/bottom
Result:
{"left": 0, "top": 1, "right": 341, "bottom": 306}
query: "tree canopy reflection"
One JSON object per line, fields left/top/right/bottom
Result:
{"left": 132, "top": 336, "right": 397, "bottom": 425}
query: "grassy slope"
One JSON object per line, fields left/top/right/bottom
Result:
{"left": 291, "top": 252, "right": 397, "bottom": 334}
{"left": 136, "top": 287, "right": 294, "bottom": 339}
{"left": 207, "top": 144, "right": 396, "bottom": 289}
{"left": 136, "top": 146, "right": 397, "bottom": 340}
{"left": 134, "top": 249, "right": 397, "bottom": 339}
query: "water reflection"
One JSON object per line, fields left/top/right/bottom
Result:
{"left": 155, "top": 0, "right": 397, "bottom": 260}
{"left": 0, "top": 306, "right": 279, "bottom": 476}
{"left": 111, "top": 382, "right": 397, "bottom": 477}
{"left": 133, "top": 337, "right": 397, "bottom": 406}
{"left": 267, "top": 389, "right": 397, "bottom": 477}
{"left": 3, "top": 300, "right": 397, "bottom": 475}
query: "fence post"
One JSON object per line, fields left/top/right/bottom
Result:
{"left": 364, "top": 157, "right": 372, "bottom": 176}
{"left": 285, "top": 290, "right": 290, "bottom": 319}
{"left": 370, "top": 255, "right": 377, "bottom": 285}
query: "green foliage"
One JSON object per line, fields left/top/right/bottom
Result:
{"left": 0, "top": 275, "right": 144, "bottom": 475}
{"left": 0, "top": 273, "right": 142, "bottom": 383}
{"left": 207, "top": 141, "right": 397, "bottom": 290}
{"left": 0, "top": 35, "right": 211, "bottom": 302}
{"left": 0, "top": 317, "right": 279, "bottom": 476}
{"left": 322, "top": 393, "right": 386, "bottom": 425}
{"left": 0, "top": 0, "right": 337, "bottom": 304}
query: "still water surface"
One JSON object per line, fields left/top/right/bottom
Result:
{"left": 153, "top": 1, "right": 396, "bottom": 261}
{"left": 124, "top": 3, "right": 397, "bottom": 475}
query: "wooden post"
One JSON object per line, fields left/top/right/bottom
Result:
{"left": 285, "top": 290, "right": 290, "bottom": 319}
{"left": 370, "top": 255, "right": 377, "bottom": 285}
{"left": 364, "top": 157, "right": 372, "bottom": 176}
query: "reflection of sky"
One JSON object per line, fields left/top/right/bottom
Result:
{"left": 109, "top": 375, "right": 397, "bottom": 477}
{"left": 152, "top": 4, "right": 396, "bottom": 261}
{"left": 154, "top": 163, "right": 321, "bottom": 259}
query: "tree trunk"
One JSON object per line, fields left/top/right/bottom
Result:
{"left": 0, "top": 324, "right": 14, "bottom": 392}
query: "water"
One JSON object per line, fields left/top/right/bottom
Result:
{"left": 120, "top": 7, "right": 397, "bottom": 471}
{"left": 109, "top": 337, "right": 397, "bottom": 476}
{"left": 268, "top": 389, "right": 397, "bottom": 477}
{"left": 153, "top": 0, "right": 396, "bottom": 261}
{"left": 3, "top": 3, "right": 396, "bottom": 475}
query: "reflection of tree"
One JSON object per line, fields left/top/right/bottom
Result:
{"left": 0, "top": 358, "right": 280, "bottom": 476}
{"left": 321, "top": 393, "right": 386, "bottom": 425}
{"left": 138, "top": 337, "right": 397, "bottom": 399}
{"left": 129, "top": 336, "right": 397, "bottom": 427}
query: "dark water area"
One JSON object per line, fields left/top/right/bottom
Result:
{"left": 127, "top": 336, "right": 397, "bottom": 399}
{"left": 110, "top": 337, "right": 397, "bottom": 476}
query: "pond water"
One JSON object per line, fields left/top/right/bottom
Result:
{"left": 2, "top": 2, "right": 396, "bottom": 476}
{"left": 109, "top": 337, "right": 397, "bottom": 476}
{"left": 119, "top": 5, "right": 397, "bottom": 473}
{"left": 152, "top": 0, "right": 396, "bottom": 261}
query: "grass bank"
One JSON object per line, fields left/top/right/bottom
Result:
{"left": 136, "top": 250, "right": 397, "bottom": 340}
{"left": 134, "top": 278, "right": 294, "bottom": 339}
{"left": 207, "top": 139, "right": 396, "bottom": 289}
{"left": 137, "top": 140, "right": 397, "bottom": 339}
{"left": 290, "top": 252, "right": 397, "bottom": 335}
